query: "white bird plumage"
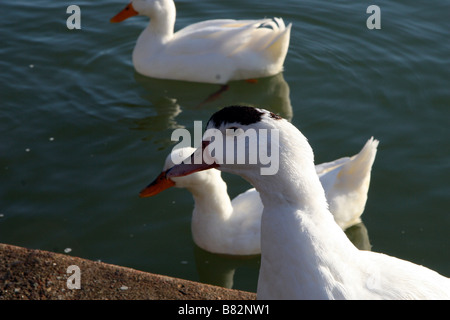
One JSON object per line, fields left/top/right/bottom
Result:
{"left": 140, "top": 137, "right": 378, "bottom": 255}
{"left": 165, "top": 106, "right": 450, "bottom": 299}
{"left": 111, "top": 0, "right": 291, "bottom": 84}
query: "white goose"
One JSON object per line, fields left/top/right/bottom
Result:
{"left": 140, "top": 138, "right": 378, "bottom": 255}
{"left": 110, "top": 0, "right": 291, "bottom": 84}
{"left": 165, "top": 106, "right": 450, "bottom": 299}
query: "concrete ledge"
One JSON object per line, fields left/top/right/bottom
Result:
{"left": 0, "top": 243, "right": 256, "bottom": 300}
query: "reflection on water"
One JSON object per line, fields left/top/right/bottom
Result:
{"left": 193, "top": 221, "right": 371, "bottom": 291}
{"left": 193, "top": 245, "right": 260, "bottom": 290}
{"left": 345, "top": 222, "right": 372, "bottom": 251}
{"left": 132, "top": 71, "right": 293, "bottom": 128}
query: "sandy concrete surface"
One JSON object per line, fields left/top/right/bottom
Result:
{"left": 0, "top": 243, "right": 256, "bottom": 300}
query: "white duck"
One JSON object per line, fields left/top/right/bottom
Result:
{"left": 140, "top": 137, "right": 378, "bottom": 255}
{"left": 165, "top": 106, "right": 450, "bottom": 299}
{"left": 110, "top": 0, "right": 291, "bottom": 84}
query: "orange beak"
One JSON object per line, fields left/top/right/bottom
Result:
{"left": 110, "top": 2, "right": 139, "bottom": 23}
{"left": 139, "top": 171, "right": 176, "bottom": 198}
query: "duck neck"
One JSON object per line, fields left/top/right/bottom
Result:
{"left": 186, "top": 172, "right": 236, "bottom": 253}
{"left": 187, "top": 172, "right": 233, "bottom": 222}
{"left": 141, "top": 1, "right": 176, "bottom": 43}
{"left": 252, "top": 137, "right": 330, "bottom": 213}
{"left": 248, "top": 136, "right": 358, "bottom": 299}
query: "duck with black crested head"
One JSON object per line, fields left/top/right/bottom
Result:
{"left": 165, "top": 105, "right": 450, "bottom": 300}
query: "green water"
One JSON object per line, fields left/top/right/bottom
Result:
{"left": 1, "top": 0, "right": 449, "bottom": 293}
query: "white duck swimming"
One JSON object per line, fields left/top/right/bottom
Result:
{"left": 140, "top": 137, "right": 378, "bottom": 255}
{"left": 165, "top": 106, "right": 450, "bottom": 299}
{"left": 111, "top": 0, "right": 291, "bottom": 84}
